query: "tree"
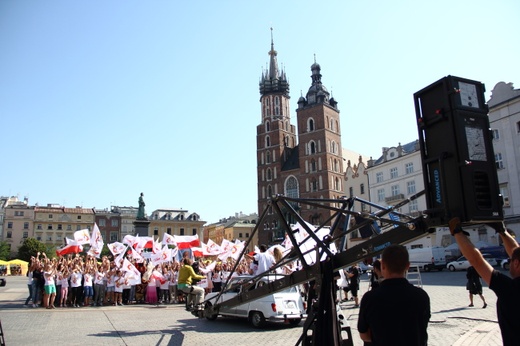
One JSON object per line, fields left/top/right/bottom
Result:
{"left": 0, "top": 241, "right": 10, "bottom": 260}
{"left": 17, "top": 238, "right": 47, "bottom": 262}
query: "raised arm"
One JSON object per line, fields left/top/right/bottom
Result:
{"left": 488, "top": 221, "right": 519, "bottom": 258}
{"left": 449, "top": 218, "right": 494, "bottom": 285}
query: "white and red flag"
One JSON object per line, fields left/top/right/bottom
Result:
{"left": 152, "top": 237, "right": 162, "bottom": 254}
{"left": 122, "top": 258, "right": 141, "bottom": 278}
{"left": 134, "top": 236, "right": 153, "bottom": 253}
{"left": 56, "top": 240, "right": 83, "bottom": 257}
{"left": 88, "top": 223, "right": 104, "bottom": 258}
{"left": 128, "top": 246, "right": 145, "bottom": 263}
{"left": 107, "top": 242, "right": 126, "bottom": 256}
{"left": 202, "top": 239, "right": 222, "bottom": 256}
{"left": 230, "top": 240, "right": 245, "bottom": 261}
{"left": 220, "top": 238, "right": 232, "bottom": 253}
{"left": 74, "top": 229, "right": 91, "bottom": 245}
{"left": 192, "top": 247, "right": 203, "bottom": 258}
{"left": 173, "top": 234, "right": 200, "bottom": 249}
{"left": 150, "top": 245, "right": 172, "bottom": 265}
{"left": 122, "top": 234, "right": 138, "bottom": 247}
{"left": 161, "top": 233, "right": 176, "bottom": 246}
{"left": 114, "top": 248, "right": 126, "bottom": 268}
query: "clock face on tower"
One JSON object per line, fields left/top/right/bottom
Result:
{"left": 458, "top": 81, "right": 480, "bottom": 109}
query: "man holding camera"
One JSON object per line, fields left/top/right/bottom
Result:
{"left": 449, "top": 217, "right": 520, "bottom": 346}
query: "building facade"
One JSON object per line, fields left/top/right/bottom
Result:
{"left": 256, "top": 35, "right": 344, "bottom": 245}
{"left": 94, "top": 208, "right": 122, "bottom": 243}
{"left": 343, "top": 155, "right": 370, "bottom": 243}
{"left": 204, "top": 212, "right": 259, "bottom": 251}
{"left": 148, "top": 209, "right": 205, "bottom": 241}
{"left": 488, "top": 81, "right": 520, "bottom": 236}
{"left": 33, "top": 205, "right": 95, "bottom": 247}
{"left": 3, "top": 201, "right": 33, "bottom": 257}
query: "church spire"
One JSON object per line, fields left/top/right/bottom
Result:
{"left": 268, "top": 27, "right": 279, "bottom": 81}
{"left": 259, "top": 28, "right": 289, "bottom": 97}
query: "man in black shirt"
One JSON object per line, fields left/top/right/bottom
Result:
{"left": 343, "top": 265, "right": 360, "bottom": 307}
{"left": 449, "top": 218, "right": 520, "bottom": 346}
{"left": 358, "top": 244, "right": 430, "bottom": 346}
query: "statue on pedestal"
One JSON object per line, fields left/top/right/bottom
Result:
{"left": 137, "top": 192, "right": 147, "bottom": 220}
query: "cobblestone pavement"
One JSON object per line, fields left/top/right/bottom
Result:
{"left": 0, "top": 270, "right": 504, "bottom": 346}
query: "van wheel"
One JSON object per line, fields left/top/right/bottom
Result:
{"left": 205, "top": 302, "right": 218, "bottom": 321}
{"left": 424, "top": 266, "right": 430, "bottom": 272}
{"left": 289, "top": 318, "right": 301, "bottom": 326}
{"left": 250, "top": 311, "right": 266, "bottom": 328}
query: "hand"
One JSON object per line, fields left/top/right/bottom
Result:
{"left": 448, "top": 217, "right": 469, "bottom": 236}
{"left": 487, "top": 221, "right": 506, "bottom": 234}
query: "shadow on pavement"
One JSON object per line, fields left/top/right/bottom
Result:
{"left": 88, "top": 329, "right": 185, "bottom": 346}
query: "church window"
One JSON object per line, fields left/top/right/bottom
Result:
{"left": 265, "top": 121, "right": 270, "bottom": 132}
{"left": 285, "top": 176, "right": 299, "bottom": 199}
{"left": 311, "top": 178, "right": 318, "bottom": 192}
{"left": 334, "top": 177, "right": 341, "bottom": 191}
{"left": 331, "top": 141, "right": 337, "bottom": 154}
{"left": 266, "top": 151, "right": 271, "bottom": 164}
{"left": 265, "top": 136, "right": 270, "bottom": 147}
{"left": 308, "top": 118, "right": 315, "bottom": 132}
{"left": 309, "top": 141, "right": 316, "bottom": 154}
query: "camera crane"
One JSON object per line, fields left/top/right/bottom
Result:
{"left": 200, "top": 191, "right": 433, "bottom": 346}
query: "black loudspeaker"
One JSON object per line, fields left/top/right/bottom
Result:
{"left": 414, "top": 75, "right": 503, "bottom": 227}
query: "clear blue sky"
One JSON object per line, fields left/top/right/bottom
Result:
{"left": 1, "top": 1, "right": 519, "bottom": 224}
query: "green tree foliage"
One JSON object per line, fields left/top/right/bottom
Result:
{"left": 17, "top": 238, "right": 48, "bottom": 262}
{"left": 0, "top": 241, "right": 10, "bottom": 260}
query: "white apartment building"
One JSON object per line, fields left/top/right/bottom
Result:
{"left": 488, "top": 81, "right": 520, "bottom": 236}
{"left": 367, "top": 141, "right": 426, "bottom": 220}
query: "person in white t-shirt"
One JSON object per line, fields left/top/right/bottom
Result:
{"left": 252, "top": 245, "right": 275, "bottom": 276}
{"left": 93, "top": 266, "right": 106, "bottom": 307}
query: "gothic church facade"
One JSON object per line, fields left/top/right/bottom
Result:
{"left": 256, "top": 36, "right": 345, "bottom": 245}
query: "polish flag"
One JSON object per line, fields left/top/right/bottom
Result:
{"left": 134, "top": 236, "right": 153, "bottom": 253}
{"left": 74, "top": 229, "right": 91, "bottom": 245}
{"left": 192, "top": 247, "right": 203, "bottom": 258}
{"left": 56, "top": 241, "right": 83, "bottom": 257}
{"left": 173, "top": 234, "right": 200, "bottom": 249}
{"left": 162, "top": 233, "right": 176, "bottom": 246}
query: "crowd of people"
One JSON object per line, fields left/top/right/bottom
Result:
{"left": 21, "top": 245, "right": 291, "bottom": 310}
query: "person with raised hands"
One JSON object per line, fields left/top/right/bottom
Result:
{"left": 449, "top": 217, "right": 520, "bottom": 346}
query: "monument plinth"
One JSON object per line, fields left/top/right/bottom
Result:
{"left": 134, "top": 219, "right": 150, "bottom": 236}
{"left": 134, "top": 192, "right": 150, "bottom": 236}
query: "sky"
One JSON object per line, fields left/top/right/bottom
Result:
{"left": 1, "top": 1, "right": 519, "bottom": 225}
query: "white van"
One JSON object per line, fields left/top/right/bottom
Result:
{"left": 204, "top": 274, "right": 307, "bottom": 328}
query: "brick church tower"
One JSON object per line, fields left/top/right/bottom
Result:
{"left": 257, "top": 32, "right": 343, "bottom": 245}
